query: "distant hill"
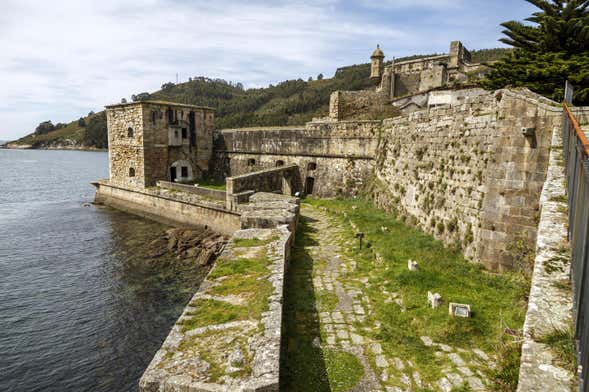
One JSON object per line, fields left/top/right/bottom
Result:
{"left": 7, "top": 48, "right": 511, "bottom": 149}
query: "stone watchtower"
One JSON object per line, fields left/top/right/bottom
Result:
{"left": 370, "top": 45, "right": 385, "bottom": 85}
{"left": 105, "top": 101, "right": 215, "bottom": 189}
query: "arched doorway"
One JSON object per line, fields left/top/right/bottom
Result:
{"left": 170, "top": 160, "right": 193, "bottom": 182}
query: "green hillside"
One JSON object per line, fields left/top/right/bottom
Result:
{"left": 8, "top": 48, "right": 511, "bottom": 149}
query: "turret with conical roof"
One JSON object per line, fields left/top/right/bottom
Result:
{"left": 370, "top": 45, "right": 385, "bottom": 85}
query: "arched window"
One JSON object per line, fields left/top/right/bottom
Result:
{"left": 129, "top": 167, "right": 135, "bottom": 177}
{"left": 276, "top": 160, "right": 285, "bottom": 167}
{"left": 307, "top": 162, "right": 317, "bottom": 171}
{"left": 247, "top": 158, "right": 256, "bottom": 166}
{"left": 127, "top": 127, "right": 134, "bottom": 137}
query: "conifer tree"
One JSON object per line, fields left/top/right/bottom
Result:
{"left": 484, "top": 0, "right": 589, "bottom": 104}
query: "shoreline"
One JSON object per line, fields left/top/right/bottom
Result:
{"left": 1, "top": 143, "right": 107, "bottom": 152}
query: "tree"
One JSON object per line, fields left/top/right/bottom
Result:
{"left": 317, "top": 73, "right": 324, "bottom": 80}
{"left": 84, "top": 111, "right": 108, "bottom": 149}
{"left": 35, "top": 121, "right": 55, "bottom": 135}
{"left": 78, "top": 117, "right": 86, "bottom": 127}
{"left": 484, "top": 0, "right": 589, "bottom": 104}
{"left": 131, "top": 92, "right": 150, "bottom": 102}
{"left": 121, "top": 98, "right": 127, "bottom": 103}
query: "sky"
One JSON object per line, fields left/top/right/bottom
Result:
{"left": 0, "top": 0, "right": 537, "bottom": 140}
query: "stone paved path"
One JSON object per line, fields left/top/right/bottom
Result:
{"left": 307, "top": 206, "right": 383, "bottom": 392}
{"left": 301, "top": 204, "right": 490, "bottom": 392}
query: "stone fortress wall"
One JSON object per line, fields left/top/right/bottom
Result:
{"left": 212, "top": 121, "right": 380, "bottom": 197}
{"left": 212, "top": 87, "right": 563, "bottom": 270}
{"left": 371, "top": 89, "right": 562, "bottom": 270}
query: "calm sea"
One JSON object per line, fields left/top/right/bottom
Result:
{"left": 0, "top": 149, "right": 207, "bottom": 391}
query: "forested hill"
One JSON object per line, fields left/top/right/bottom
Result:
{"left": 8, "top": 48, "right": 511, "bottom": 149}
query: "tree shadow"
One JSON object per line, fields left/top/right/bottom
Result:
{"left": 280, "top": 215, "right": 330, "bottom": 391}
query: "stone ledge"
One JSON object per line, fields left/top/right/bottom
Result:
{"left": 139, "top": 192, "right": 299, "bottom": 392}
{"left": 517, "top": 127, "right": 574, "bottom": 392}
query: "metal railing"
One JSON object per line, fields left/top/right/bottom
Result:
{"left": 562, "top": 81, "right": 589, "bottom": 391}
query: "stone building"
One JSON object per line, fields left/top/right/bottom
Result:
{"left": 330, "top": 41, "right": 489, "bottom": 120}
{"left": 371, "top": 41, "right": 485, "bottom": 99}
{"left": 105, "top": 101, "right": 214, "bottom": 188}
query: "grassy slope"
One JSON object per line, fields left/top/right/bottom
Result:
{"left": 9, "top": 48, "right": 511, "bottom": 147}
{"left": 11, "top": 120, "right": 85, "bottom": 146}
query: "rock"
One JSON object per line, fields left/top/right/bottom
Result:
{"left": 427, "top": 291, "right": 442, "bottom": 308}
{"left": 228, "top": 348, "right": 245, "bottom": 367}
{"left": 408, "top": 259, "right": 419, "bottom": 271}
{"left": 393, "top": 357, "right": 405, "bottom": 371}
{"left": 370, "top": 342, "right": 383, "bottom": 354}
{"left": 472, "top": 348, "right": 489, "bottom": 361}
{"left": 449, "top": 353, "right": 466, "bottom": 367}
{"left": 375, "top": 355, "right": 388, "bottom": 368}
{"left": 420, "top": 336, "right": 434, "bottom": 346}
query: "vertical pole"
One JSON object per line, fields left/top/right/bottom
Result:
{"left": 565, "top": 80, "right": 574, "bottom": 105}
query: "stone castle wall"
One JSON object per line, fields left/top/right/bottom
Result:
{"left": 370, "top": 89, "right": 562, "bottom": 269}
{"left": 329, "top": 90, "right": 396, "bottom": 120}
{"left": 213, "top": 121, "right": 379, "bottom": 197}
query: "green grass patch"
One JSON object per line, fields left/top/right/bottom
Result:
{"left": 304, "top": 197, "right": 529, "bottom": 386}
{"left": 324, "top": 349, "right": 364, "bottom": 392}
{"left": 181, "top": 298, "right": 250, "bottom": 329}
{"left": 317, "top": 290, "right": 340, "bottom": 313}
{"left": 487, "top": 338, "right": 522, "bottom": 391}
{"left": 233, "top": 235, "right": 279, "bottom": 248}
{"left": 550, "top": 194, "right": 568, "bottom": 203}
{"left": 538, "top": 326, "right": 577, "bottom": 373}
{"left": 196, "top": 178, "right": 227, "bottom": 190}
{"left": 208, "top": 256, "right": 269, "bottom": 279}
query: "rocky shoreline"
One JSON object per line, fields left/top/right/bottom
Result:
{"left": 146, "top": 228, "right": 228, "bottom": 267}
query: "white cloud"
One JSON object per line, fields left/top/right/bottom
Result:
{"left": 0, "top": 0, "right": 413, "bottom": 139}
{"left": 0, "top": 0, "right": 529, "bottom": 139}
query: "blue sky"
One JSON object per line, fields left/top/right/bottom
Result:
{"left": 0, "top": 0, "right": 537, "bottom": 140}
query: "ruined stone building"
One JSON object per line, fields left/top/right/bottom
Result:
{"left": 105, "top": 101, "right": 214, "bottom": 188}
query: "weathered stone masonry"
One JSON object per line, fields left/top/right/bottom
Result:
{"left": 212, "top": 121, "right": 379, "bottom": 198}
{"left": 106, "top": 101, "right": 214, "bottom": 188}
{"left": 371, "top": 89, "right": 562, "bottom": 270}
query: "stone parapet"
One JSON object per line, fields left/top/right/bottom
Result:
{"left": 157, "top": 180, "right": 226, "bottom": 201}
{"left": 517, "top": 127, "right": 574, "bottom": 391}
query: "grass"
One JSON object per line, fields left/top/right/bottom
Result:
{"left": 176, "top": 327, "right": 255, "bottom": 383}
{"left": 304, "top": 197, "right": 529, "bottom": 388}
{"left": 550, "top": 194, "right": 568, "bottom": 203}
{"left": 208, "top": 255, "right": 269, "bottom": 279}
{"left": 233, "top": 235, "right": 279, "bottom": 248}
{"left": 196, "top": 178, "right": 227, "bottom": 190}
{"left": 181, "top": 298, "right": 250, "bottom": 330}
{"left": 324, "top": 349, "right": 364, "bottom": 392}
{"left": 13, "top": 121, "right": 85, "bottom": 145}
{"left": 179, "top": 248, "right": 273, "bottom": 332}
{"left": 538, "top": 326, "right": 577, "bottom": 373}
